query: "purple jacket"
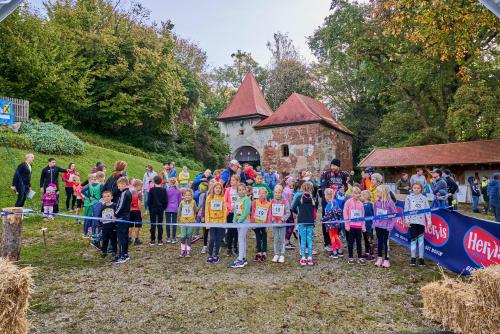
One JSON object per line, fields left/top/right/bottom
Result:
{"left": 372, "top": 200, "right": 397, "bottom": 231}
{"left": 166, "top": 186, "right": 182, "bottom": 212}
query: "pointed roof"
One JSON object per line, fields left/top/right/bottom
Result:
{"left": 216, "top": 71, "right": 273, "bottom": 121}
{"left": 254, "top": 93, "right": 353, "bottom": 135}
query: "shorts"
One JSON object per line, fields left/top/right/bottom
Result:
{"left": 129, "top": 210, "right": 142, "bottom": 228}
{"left": 76, "top": 199, "right": 83, "bottom": 209}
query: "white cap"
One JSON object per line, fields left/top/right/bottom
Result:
{"left": 230, "top": 159, "right": 241, "bottom": 167}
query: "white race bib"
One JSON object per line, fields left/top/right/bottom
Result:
{"left": 351, "top": 209, "right": 362, "bottom": 218}
{"left": 252, "top": 187, "right": 260, "bottom": 198}
{"left": 230, "top": 189, "right": 238, "bottom": 204}
{"left": 210, "top": 200, "right": 223, "bottom": 211}
{"left": 272, "top": 203, "right": 285, "bottom": 217}
{"left": 234, "top": 202, "right": 243, "bottom": 215}
{"left": 377, "top": 209, "right": 388, "bottom": 216}
{"left": 182, "top": 205, "right": 194, "bottom": 217}
{"left": 255, "top": 206, "right": 269, "bottom": 221}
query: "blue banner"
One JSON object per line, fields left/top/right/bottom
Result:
{"left": 0, "top": 99, "right": 14, "bottom": 125}
{"left": 392, "top": 201, "right": 500, "bottom": 275}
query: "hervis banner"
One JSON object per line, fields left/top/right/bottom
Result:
{"left": 392, "top": 201, "right": 500, "bottom": 275}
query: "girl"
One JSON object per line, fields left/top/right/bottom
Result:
{"left": 404, "top": 182, "right": 431, "bottom": 267}
{"left": 373, "top": 185, "right": 397, "bottom": 268}
{"left": 271, "top": 185, "right": 291, "bottom": 263}
{"left": 72, "top": 175, "right": 85, "bottom": 227}
{"left": 292, "top": 181, "right": 317, "bottom": 266}
{"left": 251, "top": 187, "right": 271, "bottom": 262}
{"left": 283, "top": 176, "right": 298, "bottom": 249}
{"left": 166, "top": 178, "right": 182, "bottom": 243}
{"left": 361, "top": 190, "right": 375, "bottom": 260}
{"left": 343, "top": 186, "right": 366, "bottom": 265}
{"left": 177, "top": 189, "right": 198, "bottom": 257}
{"left": 178, "top": 166, "right": 190, "bottom": 189}
{"left": 205, "top": 182, "right": 227, "bottom": 264}
{"left": 322, "top": 188, "right": 343, "bottom": 259}
{"left": 224, "top": 175, "right": 240, "bottom": 256}
{"left": 62, "top": 163, "right": 79, "bottom": 211}
{"left": 228, "top": 183, "right": 252, "bottom": 268}
{"left": 129, "top": 180, "right": 144, "bottom": 245}
{"left": 252, "top": 174, "right": 273, "bottom": 200}
{"left": 42, "top": 185, "right": 57, "bottom": 221}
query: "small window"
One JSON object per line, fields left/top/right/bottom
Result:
{"left": 282, "top": 144, "right": 289, "bottom": 157}
{"left": 239, "top": 129, "right": 244, "bottom": 135}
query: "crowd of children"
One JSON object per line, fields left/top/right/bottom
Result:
{"left": 41, "top": 158, "right": 435, "bottom": 268}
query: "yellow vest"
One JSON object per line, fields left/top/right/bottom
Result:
{"left": 179, "top": 199, "right": 196, "bottom": 223}
{"left": 253, "top": 200, "right": 271, "bottom": 224}
{"left": 205, "top": 195, "right": 226, "bottom": 223}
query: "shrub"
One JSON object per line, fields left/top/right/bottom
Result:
{"left": 0, "top": 128, "right": 33, "bottom": 150}
{"left": 20, "top": 120, "right": 84, "bottom": 155}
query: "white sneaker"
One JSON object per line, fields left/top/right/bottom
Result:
{"left": 272, "top": 255, "right": 279, "bottom": 262}
{"left": 201, "top": 246, "right": 207, "bottom": 254}
{"left": 325, "top": 245, "right": 332, "bottom": 252}
{"left": 278, "top": 255, "right": 285, "bottom": 263}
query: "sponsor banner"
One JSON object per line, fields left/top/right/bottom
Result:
{"left": 392, "top": 201, "right": 500, "bottom": 275}
{"left": 0, "top": 99, "right": 14, "bottom": 125}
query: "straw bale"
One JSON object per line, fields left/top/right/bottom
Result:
{"left": 472, "top": 265, "right": 500, "bottom": 308}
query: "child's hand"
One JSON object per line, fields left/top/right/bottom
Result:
{"left": 362, "top": 228, "right": 366, "bottom": 232}
{"left": 345, "top": 227, "right": 350, "bottom": 232}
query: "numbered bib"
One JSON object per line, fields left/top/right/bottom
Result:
{"left": 272, "top": 204, "right": 285, "bottom": 217}
{"left": 182, "top": 205, "right": 194, "bottom": 217}
{"left": 252, "top": 187, "right": 260, "bottom": 198}
{"left": 351, "top": 209, "right": 362, "bottom": 218}
{"left": 254, "top": 206, "right": 269, "bottom": 221}
{"left": 210, "top": 200, "right": 223, "bottom": 211}
{"left": 377, "top": 209, "right": 388, "bottom": 216}
{"left": 234, "top": 202, "right": 243, "bottom": 215}
{"left": 230, "top": 189, "right": 238, "bottom": 204}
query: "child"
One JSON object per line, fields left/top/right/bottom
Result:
{"left": 251, "top": 187, "right": 271, "bottom": 262}
{"left": 271, "top": 185, "right": 291, "bottom": 263}
{"left": 283, "top": 176, "right": 297, "bottom": 249}
{"left": 224, "top": 175, "right": 240, "bottom": 257}
{"left": 178, "top": 189, "right": 198, "bottom": 257}
{"left": 72, "top": 176, "right": 85, "bottom": 229}
{"left": 178, "top": 166, "right": 190, "bottom": 189}
{"left": 228, "top": 183, "right": 252, "bottom": 268}
{"left": 292, "top": 181, "right": 317, "bottom": 266}
{"left": 114, "top": 176, "right": 132, "bottom": 264}
{"left": 82, "top": 173, "right": 103, "bottom": 248}
{"left": 322, "top": 188, "right": 343, "bottom": 259}
{"left": 246, "top": 185, "right": 254, "bottom": 201}
{"left": 252, "top": 174, "right": 274, "bottom": 200}
{"left": 100, "top": 191, "right": 117, "bottom": 258}
{"left": 197, "top": 182, "right": 209, "bottom": 253}
{"left": 42, "top": 185, "right": 57, "bottom": 221}
{"left": 129, "top": 180, "right": 144, "bottom": 245}
{"left": 166, "top": 178, "right": 182, "bottom": 244}
{"left": 343, "top": 187, "right": 366, "bottom": 265}
{"left": 404, "top": 182, "right": 431, "bottom": 267}
{"left": 205, "top": 182, "right": 227, "bottom": 264}
{"left": 148, "top": 175, "right": 167, "bottom": 246}
{"left": 373, "top": 185, "right": 397, "bottom": 268}
{"left": 361, "top": 190, "right": 375, "bottom": 260}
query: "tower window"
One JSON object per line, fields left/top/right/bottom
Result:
{"left": 282, "top": 144, "right": 289, "bottom": 157}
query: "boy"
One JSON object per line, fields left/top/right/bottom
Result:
{"left": 114, "top": 177, "right": 132, "bottom": 264}
{"left": 148, "top": 175, "right": 168, "bottom": 246}
{"left": 100, "top": 191, "right": 117, "bottom": 258}
{"left": 129, "top": 180, "right": 144, "bottom": 245}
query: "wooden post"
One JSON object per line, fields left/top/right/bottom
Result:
{"left": 1, "top": 207, "right": 24, "bottom": 262}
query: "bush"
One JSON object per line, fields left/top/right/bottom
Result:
{"left": 20, "top": 120, "right": 84, "bottom": 155}
{"left": 0, "top": 128, "right": 33, "bottom": 150}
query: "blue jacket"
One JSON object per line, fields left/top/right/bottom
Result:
{"left": 487, "top": 179, "right": 499, "bottom": 204}
{"left": 264, "top": 172, "right": 277, "bottom": 190}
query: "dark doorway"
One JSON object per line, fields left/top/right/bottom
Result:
{"left": 234, "top": 146, "right": 260, "bottom": 168}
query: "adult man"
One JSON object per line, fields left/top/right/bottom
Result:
{"left": 220, "top": 159, "right": 241, "bottom": 187}
{"left": 410, "top": 168, "right": 427, "bottom": 188}
{"left": 430, "top": 169, "right": 448, "bottom": 208}
{"left": 11, "top": 153, "right": 34, "bottom": 207}
{"left": 442, "top": 169, "right": 459, "bottom": 207}
{"left": 396, "top": 173, "right": 411, "bottom": 195}
{"left": 481, "top": 176, "right": 490, "bottom": 214}
{"left": 39, "top": 158, "right": 67, "bottom": 213}
{"left": 320, "top": 159, "right": 347, "bottom": 251}
{"left": 487, "top": 173, "right": 500, "bottom": 222}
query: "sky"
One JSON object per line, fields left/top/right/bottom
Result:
{"left": 28, "top": 0, "right": 333, "bottom": 68}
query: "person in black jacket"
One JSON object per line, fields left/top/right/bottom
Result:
{"left": 103, "top": 160, "right": 127, "bottom": 203}
{"left": 148, "top": 175, "right": 168, "bottom": 246}
{"left": 442, "top": 169, "right": 459, "bottom": 207}
{"left": 39, "top": 158, "right": 67, "bottom": 213}
{"left": 11, "top": 153, "right": 35, "bottom": 207}
{"left": 113, "top": 176, "right": 132, "bottom": 264}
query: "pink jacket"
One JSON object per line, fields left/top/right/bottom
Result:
{"left": 343, "top": 198, "right": 366, "bottom": 230}
{"left": 224, "top": 186, "right": 239, "bottom": 215}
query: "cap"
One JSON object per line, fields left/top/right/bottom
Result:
{"left": 331, "top": 159, "right": 341, "bottom": 167}
{"left": 364, "top": 167, "right": 375, "bottom": 175}
{"left": 230, "top": 159, "right": 241, "bottom": 167}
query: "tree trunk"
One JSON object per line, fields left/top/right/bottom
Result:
{"left": 1, "top": 207, "right": 24, "bottom": 262}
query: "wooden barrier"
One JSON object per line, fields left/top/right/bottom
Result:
{"left": 1, "top": 207, "right": 24, "bottom": 261}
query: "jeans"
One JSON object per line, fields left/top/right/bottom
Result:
{"left": 180, "top": 226, "right": 193, "bottom": 246}
{"left": 117, "top": 218, "right": 129, "bottom": 257}
{"left": 144, "top": 191, "right": 149, "bottom": 210}
{"left": 363, "top": 230, "right": 373, "bottom": 255}
{"left": 150, "top": 208, "right": 164, "bottom": 242}
{"left": 165, "top": 212, "right": 177, "bottom": 240}
{"left": 492, "top": 203, "right": 500, "bottom": 222}
{"left": 101, "top": 223, "right": 117, "bottom": 255}
{"left": 375, "top": 227, "right": 390, "bottom": 260}
{"left": 298, "top": 224, "right": 314, "bottom": 258}
{"left": 226, "top": 213, "right": 238, "bottom": 251}
{"left": 254, "top": 228, "right": 267, "bottom": 253}
{"left": 273, "top": 226, "right": 286, "bottom": 256}
{"left": 472, "top": 196, "right": 480, "bottom": 211}
{"left": 208, "top": 227, "right": 224, "bottom": 256}
{"left": 237, "top": 226, "right": 249, "bottom": 261}
{"left": 65, "top": 186, "right": 76, "bottom": 210}
{"left": 347, "top": 228, "right": 362, "bottom": 259}
{"left": 83, "top": 218, "right": 93, "bottom": 237}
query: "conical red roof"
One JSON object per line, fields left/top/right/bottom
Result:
{"left": 217, "top": 71, "right": 273, "bottom": 121}
{"left": 254, "top": 93, "right": 352, "bottom": 135}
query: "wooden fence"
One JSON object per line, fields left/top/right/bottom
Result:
{"left": 0, "top": 96, "right": 29, "bottom": 122}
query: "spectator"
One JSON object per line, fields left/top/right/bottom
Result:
{"left": 264, "top": 167, "right": 277, "bottom": 190}
{"left": 142, "top": 165, "right": 157, "bottom": 210}
{"left": 169, "top": 162, "right": 177, "bottom": 178}
{"left": 487, "top": 173, "right": 500, "bottom": 222}
{"left": 11, "top": 153, "right": 34, "bottom": 207}
{"left": 469, "top": 177, "right": 481, "bottom": 213}
{"left": 103, "top": 160, "right": 127, "bottom": 203}
{"left": 159, "top": 162, "right": 171, "bottom": 188}
{"left": 410, "top": 168, "right": 428, "bottom": 189}
{"left": 361, "top": 167, "right": 374, "bottom": 191}
{"left": 430, "top": 169, "right": 448, "bottom": 208}
{"left": 396, "top": 173, "right": 411, "bottom": 195}
{"left": 62, "top": 163, "right": 80, "bottom": 211}
{"left": 481, "top": 176, "right": 490, "bottom": 214}
{"left": 442, "top": 169, "right": 459, "bottom": 207}
{"left": 39, "top": 158, "right": 67, "bottom": 213}
{"left": 220, "top": 159, "right": 241, "bottom": 188}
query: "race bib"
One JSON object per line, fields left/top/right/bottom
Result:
{"left": 102, "top": 208, "right": 114, "bottom": 222}
{"left": 377, "top": 209, "right": 388, "bottom": 216}
{"left": 234, "top": 202, "right": 243, "bottom": 215}
{"left": 210, "top": 200, "right": 223, "bottom": 211}
{"left": 351, "top": 209, "right": 362, "bottom": 218}
{"left": 272, "top": 203, "right": 285, "bottom": 217}
{"left": 252, "top": 187, "right": 260, "bottom": 198}
{"left": 255, "top": 206, "right": 268, "bottom": 221}
{"left": 182, "top": 205, "right": 194, "bottom": 217}
{"left": 230, "top": 189, "right": 238, "bottom": 204}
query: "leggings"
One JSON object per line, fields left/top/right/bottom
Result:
{"left": 410, "top": 224, "right": 425, "bottom": 259}
{"left": 376, "top": 227, "right": 390, "bottom": 260}
{"left": 347, "top": 228, "right": 362, "bottom": 258}
{"left": 298, "top": 224, "right": 314, "bottom": 258}
{"left": 208, "top": 227, "right": 225, "bottom": 256}
{"left": 285, "top": 215, "right": 297, "bottom": 241}
{"left": 203, "top": 227, "right": 209, "bottom": 247}
{"left": 165, "top": 212, "right": 177, "bottom": 240}
{"left": 150, "top": 208, "right": 164, "bottom": 242}
{"left": 254, "top": 228, "right": 267, "bottom": 253}
{"left": 328, "top": 226, "right": 342, "bottom": 251}
{"left": 225, "top": 213, "right": 238, "bottom": 251}
{"left": 65, "top": 186, "right": 76, "bottom": 210}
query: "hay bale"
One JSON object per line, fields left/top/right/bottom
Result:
{"left": 472, "top": 265, "right": 500, "bottom": 308}
{"left": 0, "top": 258, "right": 32, "bottom": 334}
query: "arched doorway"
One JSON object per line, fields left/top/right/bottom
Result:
{"left": 234, "top": 146, "right": 260, "bottom": 168}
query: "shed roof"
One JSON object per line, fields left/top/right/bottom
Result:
{"left": 254, "top": 93, "right": 352, "bottom": 135}
{"left": 358, "top": 140, "right": 500, "bottom": 168}
{"left": 216, "top": 71, "right": 273, "bottom": 121}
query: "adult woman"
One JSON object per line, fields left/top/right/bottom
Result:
{"left": 142, "top": 165, "right": 157, "bottom": 209}
{"left": 104, "top": 160, "right": 127, "bottom": 203}
{"left": 62, "top": 163, "right": 80, "bottom": 211}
